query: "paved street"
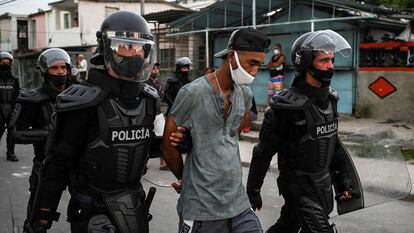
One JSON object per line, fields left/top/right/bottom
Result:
{"left": 1, "top": 138, "right": 414, "bottom": 233}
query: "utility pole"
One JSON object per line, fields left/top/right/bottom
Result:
{"left": 252, "top": 0, "right": 256, "bottom": 28}
{"left": 141, "top": 0, "right": 145, "bottom": 16}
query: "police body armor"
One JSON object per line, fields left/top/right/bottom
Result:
{"left": 0, "top": 76, "right": 17, "bottom": 103}
{"left": 82, "top": 93, "right": 154, "bottom": 192}
{"left": 271, "top": 87, "right": 340, "bottom": 233}
{"left": 55, "top": 79, "right": 158, "bottom": 233}
{"left": 10, "top": 89, "right": 54, "bottom": 144}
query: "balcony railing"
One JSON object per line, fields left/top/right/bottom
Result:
{"left": 48, "top": 27, "right": 82, "bottom": 48}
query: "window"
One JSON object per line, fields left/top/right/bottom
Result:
{"left": 105, "top": 6, "right": 119, "bottom": 17}
{"left": 198, "top": 46, "right": 206, "bottom": 71}
{"left": 60, "top": 11, "right": 71, "bottom": 29}
{"left": 63, "top": 13, "right": 70, "bottom": 29}
{"left": 160, "top": 48, "right": 175, "bottom": 69}
{"left": 72, "top": 12, "right": 79, "bottom": 28}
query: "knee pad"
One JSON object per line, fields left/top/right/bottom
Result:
{"left": 296, "top": 197, "right": 333, "bottom": 233}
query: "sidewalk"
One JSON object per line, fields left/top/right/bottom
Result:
{"left": 239, "top": 116, "right": 414, "bottom": 196}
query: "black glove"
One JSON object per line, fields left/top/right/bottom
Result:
{"left": 23, "top": 221, "right": 47, "bottom": 233}
{"left": 334, "top": 176, "right": 360, "bottom": 203}
{"left": 247, "top": 189, "right": 262, "bottom": 211}
{"left": 176, "top": 128, "right": 192, "bottom": 154}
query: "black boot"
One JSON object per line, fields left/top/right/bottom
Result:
{"left": 6, "top": 152, "right": 18, "bottom": 162}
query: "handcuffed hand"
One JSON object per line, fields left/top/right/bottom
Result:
{"left": 23, "top": 221, "right": 48, "bottom": 233}
{"left": 172, "top": 180, "right": 182, "bottom": 194}
{"left": 169, "top": 126, "right": 192, "bottom": 153}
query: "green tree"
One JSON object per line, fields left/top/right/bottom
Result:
{"left": 349, "top": 0, "right": 414, "bottom": 9}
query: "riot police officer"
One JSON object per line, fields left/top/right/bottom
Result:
{"left": 9, "top": 48, "right": 72, "bottom": 228}
{"left": 0, "top": 51, "right": 19, "bottom": 161}
{"left": 246, "top": 30, "right": 360, "bottom": 233}
{"left": 25, "top": 11, "right": 159, "bottom": 233}
{"left": 164, "top": 56, "right": 191, "bottom": 116}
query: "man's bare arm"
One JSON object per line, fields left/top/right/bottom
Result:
{"left": 266, "top": 55, "right": 285, "bottom": 69}
{"left": 161, "top": 115, "right": 184, "bottom": 180}
{"left": 238, "top": 111, "right": 251, "bottom": 135}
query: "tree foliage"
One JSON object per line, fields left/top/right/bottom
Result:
{"left": 350, "top": 0, "right": 414, "bottom": 9}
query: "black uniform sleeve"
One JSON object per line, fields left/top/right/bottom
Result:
{"left": 15, "top": 102, "right": 43, "bottom": 130}
{"left": 247, "top": 108, "right": 280, "bottom": 191}
{"left": 14, "top": 78, "right": 20, "bottom": 99}
{"left": 37, "top": 107, "right": 98, "bottom": 211}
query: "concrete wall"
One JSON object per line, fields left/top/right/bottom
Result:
{"left": 78, "top": 1, "right": 184, "bottom": 47}
{"left": 0, "top": 18, "right": 12, "bottom": 51}
{"left": 210, "top": 4, "right": 357, "bottom": 113}
{"left": 356, "top": 71, "right": 414, "bottom": 123}
{"left": 28, "top": 14, "right": 46, "bottom": 50}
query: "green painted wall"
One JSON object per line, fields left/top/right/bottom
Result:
{"left": 212, "top": 4, "right": 357, "bottom": 113}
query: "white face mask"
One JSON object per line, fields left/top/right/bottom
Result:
{"left": 229, "top": 51, "right": 255, "bottom": 86}
{"left": 274, "top": 49, "right": 280, "bottom": 55}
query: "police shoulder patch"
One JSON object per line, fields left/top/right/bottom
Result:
{"left": 55, "top": 84, "right": 106, "bottom": 112}
{"left": 142, "top": 83, "right": 160, "bottom": 99}
{"left": 270, "top": 88, "right": 311, "bottom": 110}
{"left": 16, "top": 89, "right": 48, "bottom": 103}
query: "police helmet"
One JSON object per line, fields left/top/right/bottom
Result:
{"left": 176, "top": 57, "right": 192, "bottom": 67}
{"left": 36, "top": 48, "right": 71, "bottom": 76}
{"left": 0, "top": 52, "right": 13, "bottom": 65}
{"left": 291, "top": 30, "right": 352, "bottom": 71}
{"left": 175, "top": 57, "right": 191, "bottom": 73}
{"left": 98, "top": 11, "right": 155, "bottom": 82}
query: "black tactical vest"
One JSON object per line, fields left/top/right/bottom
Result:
{"left": 0, "top": 77, "right": 16, "bottom": 103}
{"left": 272, "top": 88, "right": 339, "bottom": 174}
{"left": 19, "top": 88, "right": 54, "bottom": 122}
{"left": 80, "top": 96, "right": 155, "bottom": 193}
{"left": 292, "top": 101, "right": 338, "bottom": 173}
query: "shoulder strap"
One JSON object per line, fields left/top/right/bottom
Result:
{"left": 270, "top": 88, "right": 312, "bottom": 110}
{"left": 142, "top": 83, "right": 159, "bottom": 99}
{"left": 16, "top": 89, "right": 48, "bottom": 103}
{"left": 55, "top": 84, "right": 107, "bottom": 112}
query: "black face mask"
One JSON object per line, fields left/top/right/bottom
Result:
{"left": 177, "top": 71, "right": 189, "bottom": 83}
{"left": 0, "top": 64, "right": 11, "bottom": 71}
{"left": 45, "top": 73, "right": 67, "bottom": 87}
{"left": 112, "top": 53, "right": 145, "bottom": 78}
{"left": 309, "top": 66, "right": 334, "bottom": 87}
{"left": 0, "top": 64, "right": 12, "bottom": 79}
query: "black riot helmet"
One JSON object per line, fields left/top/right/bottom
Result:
{"left": 37, "top": 48, "right": 71, "bottom": 75}
{"left": 0, "top": 52, "right": 13, "bottom": 65}
{"left": 291, "top": 30, "right": 351, "bottom": 71}
{"left": 36, "top": 48, "right": 71, "bottom": 86}
{"left": 175, "top": 57, "right": 191, "bottom": 73}
{"left": 97, "top": 11, "right": 155, "bottom": 82}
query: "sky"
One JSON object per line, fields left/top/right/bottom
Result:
{"left": 0, "top": 0, "right": 179, "bottom": 15}
{"left": 0, "top": 0, "right": 53, "bottom": 15}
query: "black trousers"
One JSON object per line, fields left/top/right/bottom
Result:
{"left": 0, "top": 103, "right": 15, "bottom": 154}
{"left": 267, "top": 174, "right": 335, "bottom": 233}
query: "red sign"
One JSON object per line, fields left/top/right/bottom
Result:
{"left": 368, "top": 76, "right": 397, "bottom": 98}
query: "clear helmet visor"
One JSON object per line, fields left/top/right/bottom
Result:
{"left": 105, "top": 31, "right": 155, "bottom": 82}
{"left": 44, "top": 51, "right": 71, "bottom": 67}
{"left": 302, "top": 30, "right": 352, "bottom": 57}
{"left": 37, "top": 48, "right": 71, "bottom": 74}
